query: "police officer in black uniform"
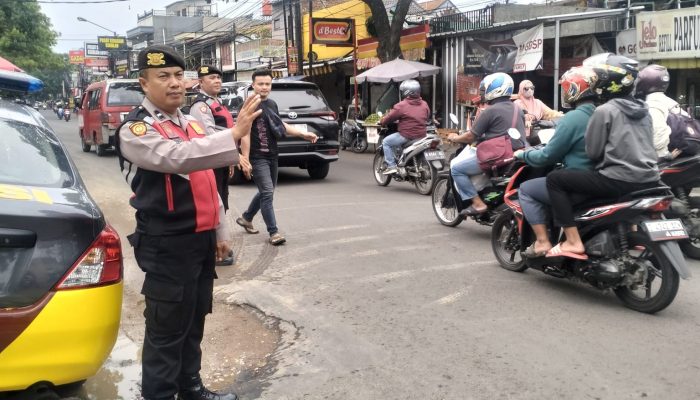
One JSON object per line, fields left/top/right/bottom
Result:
{"left": 117, "top": 44, "right": 261, "bottom": 400}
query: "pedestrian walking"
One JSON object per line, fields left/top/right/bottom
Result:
{"left": 236, "top": 69, "right": 318, "bottom": 245}
{"left": 116, "top": 44, "right": 261, "bottom": 400}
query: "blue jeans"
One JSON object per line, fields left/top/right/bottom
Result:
{"left": 243, "top": 158, "right": 278, "bottom": 235}
{"left": 519, "top": 177, "right": 550, "bottom": 225}
{"left": 450, "top": 149, "right": 483, "bottom": 200}
{"left": 382, "top": 132, "right": 409, "bottom": 168}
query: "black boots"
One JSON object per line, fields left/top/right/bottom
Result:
{"left": 177, "top": 377, "right": 238, "bottom": 400}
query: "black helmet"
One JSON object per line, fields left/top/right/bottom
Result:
{"left": 399, "top": 79, "right": 421, "bottom": 99}
{"left": 635, "top": 64, "right": 670, "bottom": 98}
{"left": 583, "top": 53, "right": 638, "bottom": 100}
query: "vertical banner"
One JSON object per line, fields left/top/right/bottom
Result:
{"left": 512, "top": 24, "right": 543, "bottom": 73}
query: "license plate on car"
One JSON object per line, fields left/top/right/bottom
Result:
{"left": 291, "top": 124, "right": 308, "bottom": 132}
{"left": 642, "top": 219, "right": 689, "bottom": 241}
{"left": 424, "top": 150, "right": 445, "bottom": 161}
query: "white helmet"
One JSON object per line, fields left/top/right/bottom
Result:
{"left": 480, "top": 73, "right": 514, "bottom": 102}
{"left": 399, "top": 79, "right": 421, "bottom": 99}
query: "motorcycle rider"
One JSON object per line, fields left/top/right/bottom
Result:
{"left": 546, "top": 53, "right": 661, "bottom": 259}
{"left": 379, "top": 79, "right": 430, "bottom": 175}
{"left": 447, "top": 72, "right": 526, "bottom": 216}
{"left": 513, "top": 66, "right": 597, "bottom": 257}
{"left": 635, "top": 64, "right": 682, "bottom": 159}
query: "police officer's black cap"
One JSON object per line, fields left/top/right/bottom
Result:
{"left": 198, "top": 64, "right": 222, "bottom": 77}
{"left": 137, "top": 45, "right": 185, "bottom": 71}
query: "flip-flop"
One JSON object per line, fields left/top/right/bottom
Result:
{"left": 522, "top": 243, "right": 548, "bottom": 258}
{"left": 545, "top": 243, "right": 588, "bottom": 260}
{"left": 236, "top": 217, "right": 259, "bottom": 234}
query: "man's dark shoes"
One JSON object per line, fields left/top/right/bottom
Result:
{"left": 177, "top": 383, "right": 237, "bottom": 400}
{"left": 459, "top": 205, "right": 488, "bottom": 217}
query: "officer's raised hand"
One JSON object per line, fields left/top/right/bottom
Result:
{"left": 232, "top": 94, "right": 262, "bottom": 141}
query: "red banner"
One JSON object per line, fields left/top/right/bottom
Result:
{"left": 85, "top": 58, "right": 109, "bottom": 67}
{"left": 311, "top": 18, "right": 354, "bottom": 46}
{"left": 69, "top": 50, "right": 85, "bottom": 65}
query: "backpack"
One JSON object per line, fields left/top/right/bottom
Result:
{"left": 667, "top": 111, "right": 700, "bottom": 156}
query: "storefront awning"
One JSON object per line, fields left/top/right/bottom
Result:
{"left": 657, "top": 58, "right": 700, "bottom": 69}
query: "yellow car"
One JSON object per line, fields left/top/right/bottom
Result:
{"left": 0, "top": 71, "right": 123, "bottom": 394}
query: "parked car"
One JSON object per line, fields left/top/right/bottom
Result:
{"left": 226, "top": 80, "right": 339, "bottom": 182}
{"left": 0, "top": 71, "right": 123, "bottom": 395}
{"left": 78, "top": 78, "right": 144, "bottom": 156}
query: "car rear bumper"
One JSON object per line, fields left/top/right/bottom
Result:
{"left": 0, "top": 282, "right": 123, "bottom": 391}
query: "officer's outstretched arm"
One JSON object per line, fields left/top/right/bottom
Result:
{"left": 232, "top": 94, "right": 262, "bottom": 141}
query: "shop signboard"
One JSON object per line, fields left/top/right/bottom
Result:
{"left": 84, "top": 58, "right": 109, "bottom": 68}
{"left": 512, "top": 24, "right": 543, "bottom": 73}
{"left": 310, "top": 18, "right": 354, "bottom": 46}
{"left": 85, "top": 42, "right": 109, "bottom": 58}
{"left": 69, "top": 50, "right": 85, "bottom": 65}
{"left": 97, "top": 36, "right": 127, "bottom": 51}
{"left": 287, "top": 46, "right": 298, "bottom": 75}
{"left": 636, "top": 8, "right": 700, "bottom": 60}
{"left": 616, "top": 29, "right": 638, "bottom": 59}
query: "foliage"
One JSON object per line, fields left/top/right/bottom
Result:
{"left": 0, "top": 1, "right": 72, "bottom": 98}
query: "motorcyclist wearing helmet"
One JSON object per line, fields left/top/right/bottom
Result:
{"left": 635, "top": 64, "right": 682, "bottom": 159}
{"left": 545, "top": 54, "right": 660, "bottom": 259}
{"left": 447, "top": 72, "right": 526, "bottom": 216}
{"left": 379, "top": 79, "right": 431, "bottom": 175}
{"left": 512, "top": 66, "right": 597, "bottom": 257}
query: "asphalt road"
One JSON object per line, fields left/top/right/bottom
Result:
{"left": 47, "top": 112, "right": 700, "bottom": 400}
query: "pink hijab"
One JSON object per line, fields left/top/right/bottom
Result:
{"left": 514, "top": 80, "right": 546, "bottom": 120}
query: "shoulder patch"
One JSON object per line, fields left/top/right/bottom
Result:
{"left": 129, "top": 121, "right": 147, "bottom": 136}
{"left": 200, "top": 105, "right": 208, "bottom": 113}
{"left": 190, "top": 121, "right": 204, "bottom": 134}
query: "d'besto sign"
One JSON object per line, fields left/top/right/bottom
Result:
{"left": 637, "top": 8, "right": 700, "bottom": 60}
{"left": 311, "top": 18, "right": 354, "bottom": 46}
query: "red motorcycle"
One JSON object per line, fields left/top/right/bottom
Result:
{"left": 659, "top": 154, "right": 700, "bottom": 259}
{"left": 491, "top": 164, "right": 691, "bottom": 314}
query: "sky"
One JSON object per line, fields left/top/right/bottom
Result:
{"left": 40, "top": 0, "right": 239, "bottom": 53}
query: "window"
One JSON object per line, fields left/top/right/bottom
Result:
{"left": 88, "top": 90, "right": 101, "bottom": 110}
{"left": 106, "top": 82, "right": 144, "bottom": 106}
{"left": 221, "top": 42, "right": 232, "bottom": 66}
{"left": 265, "top": 87, "right": 331, "bottom": 113}
{"left": 274, "top": 18, "right": 281, "bottom": 30}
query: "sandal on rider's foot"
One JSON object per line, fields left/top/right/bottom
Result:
{"left": 236, "top": 217, "right": 259, "bottom": 234}
{"left": 459, "top": 205, "right": 488, "bottom": 217}
{"left": 545, "top": 243, "right": 588, "bottom": 260}
{"left": 522, "top": 243, "right": 548, "bottom": 259}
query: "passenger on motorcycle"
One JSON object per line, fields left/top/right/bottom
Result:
{"left": 546, "top": 53, "right": 661, "bottom": 259}
{"left": 513, "top": 79, "right": 561, "bottom": 140}
{"left": 379, "top": 80, "right": 431, "bottom": 175}
{"left": 635, "top": 64, "right": 682, "bottom": 159}
{"left": 447, "top": 73, "right": 526, "bottom": 216}
{"left": 512, "top": 66, "right": 598, "bottom": 258}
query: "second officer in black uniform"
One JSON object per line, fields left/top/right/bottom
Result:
{"left": 117, "top": 44, "right": 262, "bottom": 400}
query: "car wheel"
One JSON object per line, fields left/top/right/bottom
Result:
{"left": 308, "top": 163, "right": 330, "bottom": 180}
{"left": 96, "top": 144, "right": 107, "bottom": 157}
{"left": 80, "top": 132, "right": 91, "bottom": 152}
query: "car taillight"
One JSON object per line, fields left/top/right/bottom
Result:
{"left": 101, "top": 112, "right": 110, "bottom": 123}
{"left": 317, "top": 111, "right": 336, "bottom": 121}
{"left": 56, "top": 224, "right": 123, "bottom": 290}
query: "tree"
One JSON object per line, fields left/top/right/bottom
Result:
{"left": 0, "top": 1, "right": 71, "bottom": 98}
{"left": 361, "top": 0, "right": 413, "bottom": 62}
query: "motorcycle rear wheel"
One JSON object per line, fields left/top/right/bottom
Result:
{"left": 351, "top": 136, "right": 368, "bottom": 153}
{"left": 614, "top": 232, "right": 680, "bottom": 314}
{"left": 432, "top": 178, "right": 463, "bottom": 227}
{"left": 491, "top": 208, "right": 527, "bottom": 272}
{"left": 414, "top": 155, "right": 436, "bottom": 195}
{"left": 679, "top": 238, "right": 700, "bottom": 260}
{"left": 373, "top": 152, "right": 391, "bottom": 186}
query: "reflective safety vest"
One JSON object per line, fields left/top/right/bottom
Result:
{"left": 193, "top": 93, "right": 234, "bottom": 129}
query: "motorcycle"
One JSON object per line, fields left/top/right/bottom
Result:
{"left": 64, "top": 108, "right": 71, "bottom": 122}
{"left": 372, "top": 112, "right": 444, "bottom": 195}
{"left": 528, "top": 119, "right": 557, "bottom": 146}
{"left": 432, "top": 113, "right": 521, "bottom": 226}
{"left": 56, "top": 107, "right": 64, "bottom": 120}
{"left": 491, "top": 161, "right": 691, "bottom": 314}
{"left": 340, "top": 116, "right": 368, "bottom": 153}
{"left": 659, "top": 154, "right": 700, "bottom": 259}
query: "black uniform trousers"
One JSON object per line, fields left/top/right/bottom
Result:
{"left": 214, "top": 166, "right": 230, "bottom": 211}
{"left": 129, "top": 230, "right": 217, "bottom": 400}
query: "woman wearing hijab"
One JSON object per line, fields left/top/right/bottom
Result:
{"left": 513, "top": 80, "right": 558, "bottom": 140}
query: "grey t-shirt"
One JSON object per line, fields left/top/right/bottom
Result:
{"left": 472, "top": 97, "right": 527, "bottom": 149}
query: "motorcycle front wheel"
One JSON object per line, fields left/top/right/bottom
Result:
{"left": 491, "top": 207, "right": 527, "bottom": 272}
{"left": 413, "top": 155, "right": 436, "bottom": 195}
{"left": 373, "top": 152, "right": 391, "bottom": 186}
{"left": 351, "top": 136, "right": 368, "bottom": 153}
{"left": 432, "top": 178, "right": 463, "bottom": 227}
{"left": 614, "top": 232, "right": 680, "bottom": 314}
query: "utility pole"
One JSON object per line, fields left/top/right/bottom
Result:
{"left": 294, "top": 0, "right": 303, "bottom": 76}
{"left": 282, "top": 0, "right": 289, "bottom": 70}
{"left": 308, "top": 0, "right": 313, "bottom": 79}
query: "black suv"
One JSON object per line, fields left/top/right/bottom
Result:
{"left": 227, "top": 80, "right": 339, "bottom": 181}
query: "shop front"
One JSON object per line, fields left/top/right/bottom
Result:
{"left": 636, "top": 8, "right": 700, "bottom": 117}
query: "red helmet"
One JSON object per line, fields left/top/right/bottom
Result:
{"left": 635, "top": 64, "right": 670, "bottom": 97}
{"left": 559, "top": 66, "right": 598, "bottom": 109}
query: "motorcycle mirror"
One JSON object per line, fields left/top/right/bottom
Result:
{"left": 449, "top": 113, "right": 459, "bottom": 126}
{"left": 507, "top": 128, "right": 522, "bottom": 140}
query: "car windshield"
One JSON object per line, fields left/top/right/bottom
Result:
{"left": 107, "top": 82, "right": 144, "bottom": 106}
{"left": 0, "top": 119, "right": 73, "bottom": 187}
{"left": 268, "top": 87, "right": 330, "bottom": 112}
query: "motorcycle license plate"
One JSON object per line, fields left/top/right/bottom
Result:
{"left": 641, "top": 219, "right": 689, "bottom": 241}
{"left": 424, "top": 150, "right": 445, "bottom": 161}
